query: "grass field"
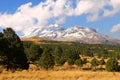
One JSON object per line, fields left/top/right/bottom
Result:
{"left": 0, "top": 70, "right": 120, "bottom": 80}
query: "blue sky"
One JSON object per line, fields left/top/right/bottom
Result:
{"left": 0, "top": 0, "right": 120, "bottom": 38}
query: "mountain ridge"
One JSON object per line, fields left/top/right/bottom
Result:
{"left": 22, "top": 24, "right": 120, "bottom": 44}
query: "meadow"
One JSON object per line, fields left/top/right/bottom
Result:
{"left": 0, "top": 70, "right": 120, "bottom": 80}
{"left": 1, "top": 30, "right": 120, "bottom": 80}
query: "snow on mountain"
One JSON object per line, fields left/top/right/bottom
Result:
{"left": 22, "top": 24, "right": 120, "bottom": 44}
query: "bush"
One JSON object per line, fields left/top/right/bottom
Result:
{"left": 67, "top": 59, "right": 74, "bottom": 65}
{"left": 99, "top": 58, "right": 105, "bottom": 65}
{"left": 91, "top": 58, "right": 99, "bottom": 70}
{"left": 57, "top": 57, "right": 66, "bottom": 66}
{"left": 75, "top": 59, "right": 83, "bottom": 68}
{"left": 106, "top": 58, "right": 120, "bottom": 72}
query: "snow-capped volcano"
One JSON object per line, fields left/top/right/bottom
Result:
{"left": 22, "top": 24, "right": 120, "bottom": 44}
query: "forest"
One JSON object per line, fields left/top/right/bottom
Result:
{"left": 1, "top": 28, "right": 120, "bottom": 72}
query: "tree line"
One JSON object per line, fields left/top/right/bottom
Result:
{"left": 23, "top": 36, "right": 120, "bottom": 71}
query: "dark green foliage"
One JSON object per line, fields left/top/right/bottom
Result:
{"left": 19, "top": 33, "right": 120, "bottom": 71}
{"left": 57, "top": 57, "right": 66, "bottom": 66}
{"left": 74, "top": 58, "right": 88, "bottom": 69}
{"left": 0, "top": 28, "right": 29, "bottom": 70}
{"left": 39, "top": 43, "right": 120, "bottom": 60}
{"left": 102, "top": 50, "right": 108, "bottom": 59}
{"left": 25, "top": 44, "right": 43, "bottom": 63}
{"left": 84, "top": 50, "right": 93, "bottom": 57}
{"left": 53, "top": 46, "right": 62, "bottom": 65}
{"left": 67, "top": 58, "right": 74, "bottom": 65}
{"left": 38, "top": 49, "right": 55, "bottom": 70}
{"left": 38, "top": 43, "right": 120, "bottom": 71}
{"left": 106, "top": 58, "right": 120, "bottom": 72}
{"left": 63, "top": 49, "right": 80, "bottom": 65}
{"left": 99, "top": 58, "right": 105, "bottom": 70}
{"left": 0, "top": 33, "right": 8, "bottom": 65}
{"left": 114, "top": 53, "right": 120, "bottom": 60}
{"left": 10, "top": 49, "right": 29, "bottom": 70}
{"left": 23, "top": 41, "right": 33, "bottom": 48}
{"left": 3, "top": 28, "right": 21, "bottom": 48}
{"left": 91, "top": 58, "right": 99, "bottom": 69}
{"left": 82, "top": 58, "right": 87, "bottom": 64}
{"left": 75, "top": 59, "right": 83, "bottom": 68}
{"left": 99, "top": 58, "right": 105, "bottom": 65}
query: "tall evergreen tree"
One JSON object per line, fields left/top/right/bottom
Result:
{"left": 25, "top": 44, "right": 43, "bottom": 63}
{"left": 53, "top": 46, "right": 62, "bottom": 65}
{"left": 38, "top": 48, "right": 54, "bottom": 70}
{"left": 3, "top": 28, "right": 29, "bottom": 70}
{"left": 0, "top": 32, "right": 8, "bottom": 65}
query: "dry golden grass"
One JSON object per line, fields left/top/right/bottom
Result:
{"left": 21, "top": 36, "right": 73, "bottom": 44}
{"left": 1, "top": 61, "right": 120, "bottom": 80}
{"left": 21, "top": 36, "right": 48, "bottom": 41}
{"left": 0, "top": 69, "right": 120, "bottom": 80}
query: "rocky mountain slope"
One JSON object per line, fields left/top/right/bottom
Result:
{"left": 22, "top": 24, "right": 120, "bottom": 44}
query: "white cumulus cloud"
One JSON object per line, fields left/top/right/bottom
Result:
{"left": 111, "top": 24, "right": 120, "bottom": 32}
{"left": 0, "top": 0, "right": 120, "bottom": 34}
{"left": 104, "top": 0, "right": 120, "bottom": 17}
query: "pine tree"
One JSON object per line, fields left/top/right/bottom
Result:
{"left": 38, "top": 49, "right": 54, "bottom": 70}
{"left": 25, "top": 44, "right": 43, "bottom": 63}
{"left": 3, "top": 28, "right": 29, "bottom": 70}
{"left": 64, "top": 49, "right": 80, "bottom": 65}
{"left": 53, "top": 46, "right": 62, "bottom": 65}
{"left": 0, "top": 32, "right": 8, "bottom": 65}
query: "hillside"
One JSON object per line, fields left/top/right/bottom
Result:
{"left": 21, "top": 36, "right": 50, "bottom": 44}
{"left": 21, "top": 36, "right": 74, "bottom": 44}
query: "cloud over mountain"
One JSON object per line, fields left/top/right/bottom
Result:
{"left": 111, "top": 24, "right": 120, "bottom": 32}
{"left": 0, "top": 0, "right": 120, "bottom": 34}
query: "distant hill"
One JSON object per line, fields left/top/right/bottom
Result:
{"left": 21, "top": 36, "right": 50, "bottom": 44}
{"left": 22, "top": 36, "right": 49, "bottom": 41}
{"left": 21, "top": 36, "right": 73, "bottom": 44}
